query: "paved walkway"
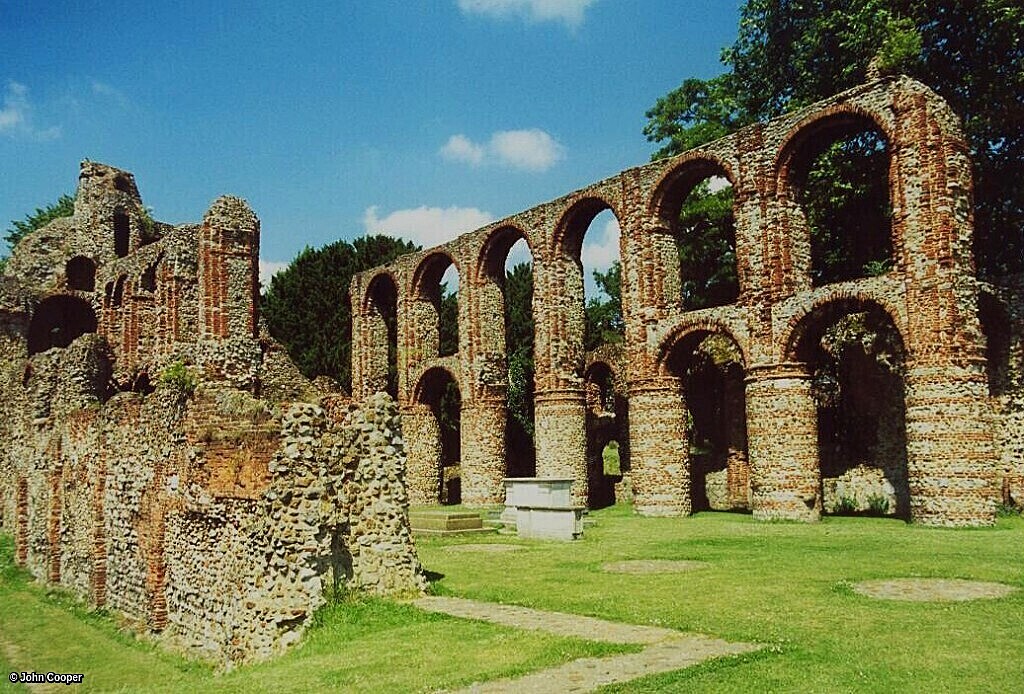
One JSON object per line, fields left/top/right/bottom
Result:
{"left": 413, "top": 596, "right": 761, "bottom": 693}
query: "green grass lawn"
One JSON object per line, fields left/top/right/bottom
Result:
{"left": 2, "top": 508, "right": 1022, "bottom": 692}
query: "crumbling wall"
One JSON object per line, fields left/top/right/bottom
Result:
{"left": 0, "top": 162, "right": 426, "bottom": 666}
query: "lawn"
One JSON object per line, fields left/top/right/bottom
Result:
{"left": 1, "top": 507, "right": 1022, "bottom": 692}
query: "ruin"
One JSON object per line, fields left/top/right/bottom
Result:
{"left": 350, "top": 76, "right": 1022, "bottom": 526}
{"left": 0, "top": 73, "right": 1021, "bottom": 666}
{"left": 0, "top": 162, "right": 426, "bottom": 665}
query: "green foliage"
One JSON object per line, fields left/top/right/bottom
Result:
{"left": 583, "top": 261, "right": 623, "bottom": 351}
{"left": 832, "top": 496, "right": 858, "bottom": 514}
{"left": 4, "top": 194, "right": 74, "bottom": 253}
{"left": 438, "top": 284, "right": 459, "bottom": 357}
{"left": 504, "top": 263, "right": 535, "bottom": 441}
{"left": 158, "top": 360, "right": 197, "bottom": 397}
{"left": 602, "top": 441, "right": 621, "bottom": 476}
{"left": 646, "top": 0, "right": 1024, "bottom": 277}
{"left": 261, "top": 235, "right": 418, "bottom": 392}
{"left": 866, "top": 493, "right": 891, "bottom": 516}
{"left": 677, "top": 184, "right": 739, "bottom": 310}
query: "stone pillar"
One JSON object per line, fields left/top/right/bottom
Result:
{"left": 534, "top": 388, "right": 588, "bottom": 506}
{"left": 628, "top": 377, "right": 690, "bottom": 516}
{"left": 460, "top": 399, "right": 506, "bottom": 506}
{"left": 401, "top": 405, "right": 440, "bottom": 506}
{"left": 904, "top": 362, "right": 997, "bottom": 526}
{"left": 745, "top": 363, "right": 821, "bottom": 521}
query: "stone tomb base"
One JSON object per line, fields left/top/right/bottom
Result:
{"left": 409, "top": 510, "right": 491, "bottom": 536}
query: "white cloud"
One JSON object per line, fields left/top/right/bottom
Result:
{"left": 440, "top": 134, "right": 485, "bottom": 166}
{"left": 581, "top": 214, "right": 620, "bottom": 270}
{"left": 505, "top": 236, "right": 534, "bottom": 271}
{"left": 581, "top": 213, "right": 620, "bottom": 300}
{"left": 707, "top": 176, "right": 732, "bottom": 193}
{"left": 259, "top": 260, "right": 290, "bottom": 291}
{"left": 363, "top": 205, "right": 494, "bottom": 248}
{"left": 457, "top": 0, "right": 597, "bottom": 27}
{"left": 440, "top": 128, "right": 564, "bottom": 172}
{"left": 91, "top": 80, "right": 129, "bottom": 107}
{"left": 0, "top": 81, "right": 60, "bottom": 140}
{"left": 490, "top": 129, "right": 564, "bottom": 171}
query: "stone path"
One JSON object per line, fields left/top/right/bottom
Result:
{"left": 413, "top": 596, "right": 760, "bottom": 693}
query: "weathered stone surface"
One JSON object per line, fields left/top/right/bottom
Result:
{"left": 0, "top": 164, "right": 425, "bottom": 667}
{"left": 349, "top": 76, "right": 1018, "bottom": 527}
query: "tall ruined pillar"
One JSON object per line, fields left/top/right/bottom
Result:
{"left": 745, "top": 363, "right": 821, "bottom": 521}
{"left": 904, "top": 362, "right": 997, "bottom": 526}
{"left": 198, "top": 197, "right": 260, "bottom": 341}
{"left": 534, "top": 389, "right": 588, "bottom": 506}
{"left": 628, "top": 376, "right": 690, "bottom": 516}
{"left": 460, "top": 398, "right": 506, "bottom": 506}
{"left": 402, "top": 404, "right": 441, "bottom": 506}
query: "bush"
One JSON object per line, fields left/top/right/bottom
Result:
{"left": 159, "top": 361, "right": 197, "bottom": 397}
{"left": 832, "top": 496, "right": 858, "bottom": 515}
{"left": 866, "top": 493, "right": 890, "bottom": 516}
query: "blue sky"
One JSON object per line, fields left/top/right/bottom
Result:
{"left": 0, "top": 1, "right": 741, "bottom": 293}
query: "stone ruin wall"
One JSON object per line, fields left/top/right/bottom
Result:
{"left": 0, "top": 163, "right": 425, "bottom": 665}
{"left": 350, "top": 75, "right": 1023, "bottom": 526}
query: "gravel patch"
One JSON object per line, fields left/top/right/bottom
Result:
{"left": 852, "top": 578, "right": 1018, "bottom": 602}
{"left": 602, "top": 560, "right": 709, "bottom": 574}
{"left": 444, "top": 544, "right": 525, "bottom": 553}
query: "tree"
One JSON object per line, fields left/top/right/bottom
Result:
{"left": 261, "top": 235, "right": 418, "bottom": 392}
{"left": 646, "top": 0, "right": 1024, "bottom": 277}
{"left": 3, "top": 194, "right": 75, "bottom": 264}
{"left": 504, "top": 262, "right": 535, "bottom": 442}
{"left": 584, "top": 261, "right": 624, "bottom": 351}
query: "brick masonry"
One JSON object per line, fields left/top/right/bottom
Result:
{"left": 350, "top": 76, "right": 1021, "bottom": 527}
{"left": 0, "top": 163, "right": 426, "bottom": 665}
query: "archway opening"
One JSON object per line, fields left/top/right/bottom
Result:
{"left": 481, "top": 229, "right": 536, "bottom": 476}
{"left": 664, "top": 331, "right": 749, "bottom": 512}
{"left": 416, "top": 367, "right": 462, "bottom": 505}
{"left": 786, "top": 115, "right": 893, "bottom": 286}
{"left": 792, "top": 301, "right": 909, "bottom": 518}
{"left": 655, "top": 161, "right": 739, "bottom": 311}
{"left": 584, "top": 361, "right": 627, "bottom": 509}
{"left": 366, "top": 273, "right": 399, "bottom": 399}
{"left": 114, "top": 211, "right": 130, "bottom": 258}
{"left": 65, "top": 256, "right": 96, "bottom": 292}
{"left": 413, "top": 253, "right": 460, "bottom": 359}
{"left": 28, "top": 295, "right": 98, "bottom": 355}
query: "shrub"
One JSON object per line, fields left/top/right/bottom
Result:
{"left": 867, "top": 493, "right": 890, "bottom": 516}
{"left": 832, "top": 496, "right": 857, "bottom": 515}
{"left": 159, "top": 360, "right": 197, "bottom": 397}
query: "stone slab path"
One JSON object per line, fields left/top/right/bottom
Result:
{"left": 413, "top": 596, "right": 760, "bottom": 693}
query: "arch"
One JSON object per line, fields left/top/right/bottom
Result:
{"left": 108, "top": 275, "right": 128, "bottom": 309}
{"left": 781, "top": 294, "right": 911, "bottom": 518}
{"left": 978, "top": 291, "right": 1011, "bottom": 397}
{"left": 113, "top": 174, "right": 132, "bottom": 194}
{"left": 781, "top": 293, "right": 906, "bottom": 365}
{"left": 412, "top": 364, "right": 461, "bottom": 405}
{"left": 583, "top": 360, "right": 616, "bottom": 412}
{"left": 27, "top": 295, "right": 98, "bottom": 355}
{"left": 553, "top": 196, "right": 622, "bottom": 260}
{"left": 656, "top": 318, "right": 749, "bottom": 375}
{"left": 659, "top": 325, "right": 749, "bottom": 513}
{"left": 363, "top": 270, "right": 400, "bottom": 399}
{"left": 411, "top": 365, "right": 463, "bottom": 504}
{"left": 65, "top": 256, "right": 96, "bottom": 292}
{"left": 411, "top": 250, "right": 460, "bottom": 299}
{"left": 648, "top": 152, "right": 738, "bottom": 223}
{"left": 477, "top": 224, "right": 533, "bottom": 283}
{"left": 113, "top": 210, "right": 130, "bottom": 257}
{"left": 140, "top": 254, "right": 163, "bottom": 292}
{"left": 410, "top": 250, "right": 460, "bottom": 359}
{"left": 775, "top": 108, "right": 895, "bottom": 287}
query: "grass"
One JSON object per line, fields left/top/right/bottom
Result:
{"left": 0, "top": 535, "right": 630, "bottom": 692}
{"left": 417, "top": 505, "right": 1024, "bottom": 692}
{"left": 2, "top": 508, "right": 1022, "bottom": 691}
